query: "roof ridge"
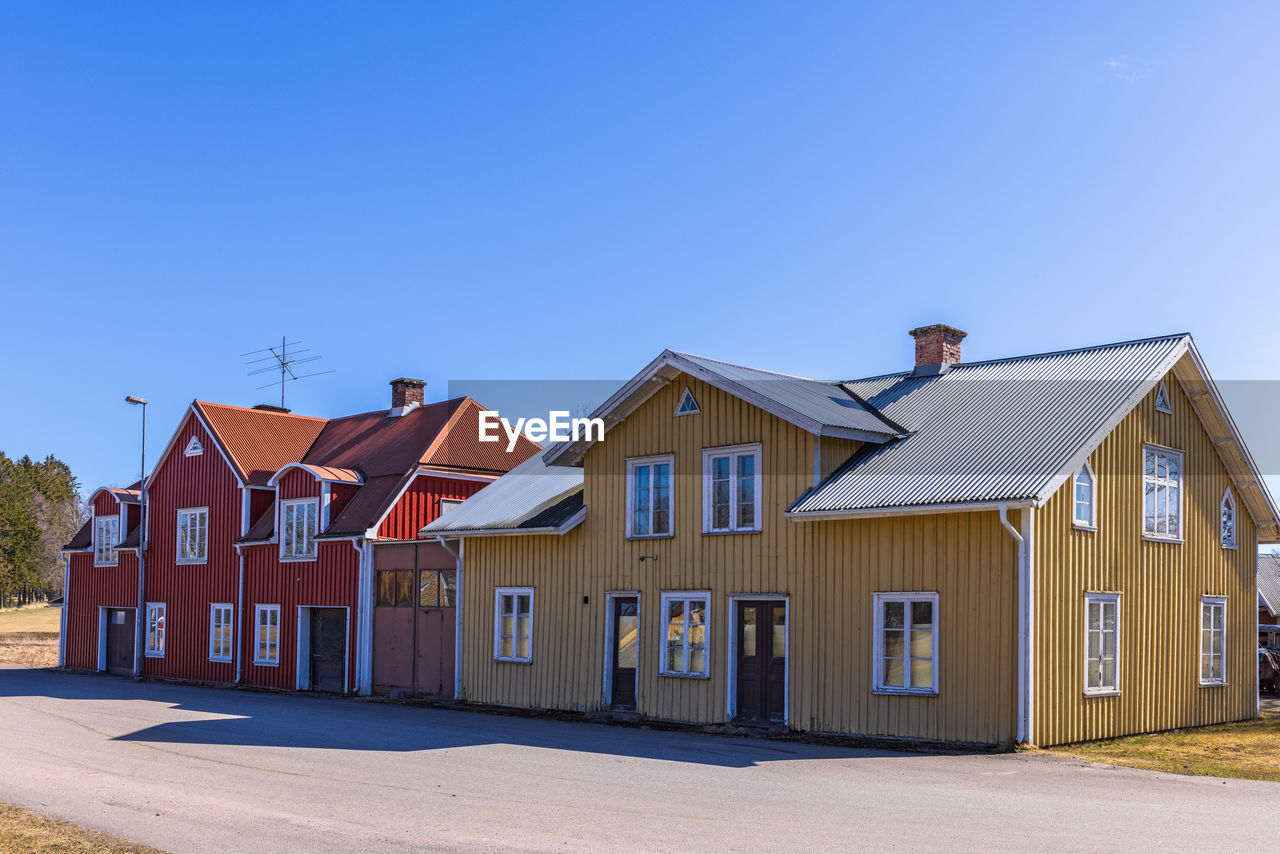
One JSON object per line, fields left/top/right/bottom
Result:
{"left": 195, "top": 400, "right": 328, "bottom": 422}
{"left": 322, "top": 396, "right": 470, "bottom": 424}
{"left": 669, "top": 350, "right": 841, "bottom": 385}
{"left": 841, "top": 333, "right": 1190, "bottom": 385}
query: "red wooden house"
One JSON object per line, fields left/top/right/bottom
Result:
{"left": 61, "top": 378, "right": 537, "bottom": 695}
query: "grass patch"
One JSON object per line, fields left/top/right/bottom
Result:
{"left": 0, "top": 802, "right": 165, "bottom": 853}
{"left": 0, "top": 606, "right": 60, "bottom": 668}
{"left": 1045, "top": 712, "right": 1280, "bottom": 782}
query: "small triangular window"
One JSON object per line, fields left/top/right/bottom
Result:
{"left": 674, "top": 388, "right": 700, "bottom": 417}
{"left": 1154, "top": 380, "right": 1172, "bottom": 414}
{"left": 184, "top": 436, "right": 204, "bottom": 456}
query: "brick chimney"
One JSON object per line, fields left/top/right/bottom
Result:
{"left": 389, "top": 377, "right": 425, "bottom": 416}
{"left": 909, "top": 324, "right": 966, "bottom": 373}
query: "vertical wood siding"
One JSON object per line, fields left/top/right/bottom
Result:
{"left": 142, "top": 413, "right": 241, "bottom": 684}
{"left": 278, "top": 468, "right": 319, "bottom": 501}
{"left": 378, "top": 475, "right": 488, "bottom": 540}
{"left": 241, "top": 539, "right": 359, "bottom": 691}
{"left": 1033, "top": 357, "right": 1258, "bottom": 746}
{"left": 460, "top": 374, "right": 1020, "bottom": 745}
{"left": 64, "top": 550, "right": 138, "bottom": 670}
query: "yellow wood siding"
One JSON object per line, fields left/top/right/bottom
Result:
{"left": 461, "top": 373, "right": 1021, "bottom": 745}
{"left": 1033, "top": 356, "right": 1258, "bottom": 746}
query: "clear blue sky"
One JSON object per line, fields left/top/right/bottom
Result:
{"left": 2, "top": 2, "right": 1279, "bottom": 505}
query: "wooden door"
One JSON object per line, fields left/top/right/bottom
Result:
{"left": 309, "top": 608, "right": 347, "bottom": 693}
{"left": 414, "top": 607, "right": 455, "bottom": 696}
{"left": 736, "top": 600, "right": 786, "bottom": 724}
{"left": 105, "top": 608, "right": 134, "bottom": 675}
{"left": 610, "top": 597, "right": 638, "bottom": 710}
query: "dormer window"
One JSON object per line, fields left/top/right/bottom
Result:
{"left": 94, "top": 515, "right": 119, "bottom": 566}
{"left": 1073, "top": 461, "right": 1096, "bottom": 530}
{"left": 1154, "top": 380, "right": 1172, "bottom": 414}
{"left": 281, "top": 498, "right": 319, "bottom": 559}
{"left": 1221, "top": 488, "right": 1237, "bottom": 549}
{"left": 184, "top": 436, "right": 204, "bottom": 456}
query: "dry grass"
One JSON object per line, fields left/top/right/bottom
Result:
{"left": 0, "top": 606, "right": 60, "bottom": 668}
{"left": 0, "top": 802, "right": 165, "bottom": 853}
{"left": 1044, "top": 712, "right": 1280, "bottom": 782}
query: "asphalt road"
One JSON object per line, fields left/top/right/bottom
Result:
{"left": 0, "top": 665, "right": 1270, "bottom": 853}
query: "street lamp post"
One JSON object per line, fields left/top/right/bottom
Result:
{"left": 125, "top": 396, "right": 147, "bottom": 677}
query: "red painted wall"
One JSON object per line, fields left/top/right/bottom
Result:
{"left": 64, "top": 550, "right": 138, "bottom": 670}
{"left": 240, "top": 539, "right": 359, "bottom": 691}
{"left": 141, "top": 413, "right": 241, "bottom": 684}
{"left": 278, "top": 468, "right": 320, "bottom": 501}
{"left": 377, "top": 475, "right": 488, "bottom": 539}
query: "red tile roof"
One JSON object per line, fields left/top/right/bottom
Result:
{"left": 195, "top": 401, "right": 328, "bottom": 487}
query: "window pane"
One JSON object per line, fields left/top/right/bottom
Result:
{"left": 1202, "top": 607, "right": 1212, "bottom": 631}
{"left": 1087, "top": 659, "right": 1101, "bottom": 688}
{"left": 377, "top": 572, "right": 394, "bottom": 606}
{"left": 501, "top": 615, "right": 513, "bottom": 639}
{"left": 910, "top": 629, "right": 932, "bottom": 659}
{"left": 741, "top": 606, "right": 757, "bottom": 657}
{"left": 1213, "top": 606, "right": 1223, "bottom": 631}
{"left": 501, "top": 637, "right": 512, "bottom": 658}
{"left": 516, "top": 615, "right": 530, "bottom": 642}
{"left": 667, "top": 644, "right": 684, "bottom": 673}
{"left": 1102, "top": 627, "right": 1115, "bottom": 658}
{"left": 884, "top": 601, "right": 904, "bottom": 629}
{"left": 396, "top": 571, "right": 414, "bottom": 606}
{"left": 517, "top": 595, "right": 530, "bottom": 616}
{"left": 516, "top": 637, "right": 530, "bottom": 660}
{"left": 440, "top": 571, "right": 458, "bottom": 606}
{"left": 689, "top": 646, "right": 705, "bottom": 675}
{"left": 883, "top": 629, "right": 904, "bottom": 659}
{"left": 712, "top": 457, "right": 730, "bottom": 479}
{"left": 884, "top": 658, "right": 905, "bottom": 687}
{"left": 910, "top": 658, "right": 933, "bottom": 688}
{"left": 617, "top": 609, "right": 638, "bottom": 669}
{"left": 1144, "top": 485, "right": 1156, "bottom": 533}
{"left": 501, "top": 594, "right": 513, "bottom": 616}
{"left": 1087, "top": 629, "right": 1100, "bottom": 659}
{"left": 772, "top": 607, "right": 785, "bottom": 656}
{"left": 419, "top": 571, "right": 440, "bottom": 607}
{"left": 911, "top": 602, "right": 932, "bottom": 629}
{"left": 1101, "top": 659, "right": 1116, "bottom": 688}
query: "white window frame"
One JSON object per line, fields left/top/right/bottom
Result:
{"left": 674, "top": 387, "right": 700, "bottom": 417}
{"left": 493, "top": 587, "right": 534, "bottom": 663}
{"left": 702, "top": 443, "right": 762, "bottom": 534}
{"left": 1084, "top": 593, "right": 1120, "bottom": 696}
{"left": 625, "top": 455, "right": 674, "bottom": 539}
{"left": 94, "top": 515, "right": 120, "bottom": 566}
{"left": 176, "top": 507, "right": 208, "bottom": 564}
{"left": 1072, "top": 460, "right": 1097, "bottom": 530}
{"left": 209, "top": 603, "right": 234, "bottom": 663}
{"left": 1220, "top": 488, "right": 1237, "bottom": 549}
{"left": 658, "top": 591, "right": 711, "bottom": 678}
{"left": 145, "top": 602, "right": 166, "bottom": 658}
{"left": 184, "top": 435, "right": 204, "bottom": 456}
{"left": 1154, "top": 379, "right": 1172, "bottom": 414}
{"left": 1142, "top": 444, "right": 1184, "bottom": 543}
{"left": 1199, "top": 596, "right": 1227, "bottom": 686}
{"left": 872, "top": 592, "right": 939, "bottom": 696}
{"left": 280, "top": 498, "right": 319, "bottom": 561}
{"left": 254, "top": 604, "right": 281, "bottom": 666}
{"left": 438, "top": 498, "right": 464, "bottom": 516}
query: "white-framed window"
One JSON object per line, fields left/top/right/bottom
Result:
{"left": 626, "top": 455, "right": 673, "bottom": 538}
{"left": 184, "top": 435, "right": 204, "bottom": 456}
{"left": 1154, "top": 379, "right": 1172, "bottom": 414}
{"left": 1073, "top": 461, "right": 1096, "bottom": 530}
{"left": 145, "top": 602, "right": 166, "bottom": 657}
{"left": 438, "top": 498, "right": 463, "bottom": 516}
{"left": 1084, "top": 593, "right": 1119, "bottom": 694}
{"left": 1199, "top": 597, "right": 1226, "bottom": 685}
{"left": 659, "top": 592, "right": 709, "bottom": 677}
{"left": 176, "top": 507, "right": 208, "bottom": 563}
{"left": 94, "top": 515, "right": 120, "bottom": 566}
{"left": 702, "top": 444, "right": 762, "bottom": 534}
{"left": 493, "top": 587, "right": 533, "bottom": 662}
{"left": 872, "top": 592, "right": 938, "bottom": 695}
{"left": 674, "top": 388, "right": 700, "bottom": 416}
{"left": 1220, "top": 488, "right": 1237, "bottom": 549}
{"left": 280, "top": 498, "right": 319, "bottom": 559}
{"left": 1142, "top": 445, "right": 1183, "bottom": 541}
{"left": 209, "top": 603, "right": 233, "bottom": 663}
{"left": 254, "top": 605, "right": 280, "bottom": 665}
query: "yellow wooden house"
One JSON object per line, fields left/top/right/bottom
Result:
{"left": 426, "top": 326, "right": 1279, "bottom": 747}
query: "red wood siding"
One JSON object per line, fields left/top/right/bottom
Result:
{"left": 240, "top": 540, "right": 359, "bottom": 691}
{"left": 141, "top": 413, "right": 242, "bottom": 684}
{"left": 377, "top": 475, "right": 488, "bottom": 539}
{"left": 92, "top": 491, "right": 118, "bottom": 517}
{"left": 64, "top": 550, "right": 138, "bottom": 670}
{"left": 278, "top": 468, "right": 320, "bottom": 501}
{"left": 329, "top": 483, "right": 357, "bottom": 520}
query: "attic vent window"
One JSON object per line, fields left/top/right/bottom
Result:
{"left": 184, "top": 436, "right": 204, "bottom": 456}
{"left": 675, "top": 388, "right": 700, "bottom": 417}
{"left": 1154, "top": 380, "right": 1172, "bottom": 414}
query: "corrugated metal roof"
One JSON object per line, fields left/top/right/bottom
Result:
{"left": 790, "top": 335, "right": 1188, "bottom": 513}
{"left": 671, "top": 352, "right": 906, "bottom": 437}
{"left": 195, "top": 402, "right": 328, "bottom": 487}
{"left": 1259, "top": 554, "right": 1280, "bottom": 617}
{"left": 424, "top": 454, "right": 583, "bottom": 534}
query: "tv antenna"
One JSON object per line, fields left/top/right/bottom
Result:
{"left": 241, "top": 337, "right": 335, "bottom": 409}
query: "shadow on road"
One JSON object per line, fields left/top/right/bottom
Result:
{"left": 0, "top": 665, "right": 926, "bottom": 768}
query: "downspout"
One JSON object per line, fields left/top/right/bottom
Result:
{"left": 58, "top": 555, "right": 69, "bottom": 668}
{"left": 234, "top": 545, "right": 245, "bottom": 685}
{"left": 999, "top": 504, "right": 1031, "bottom": 745}
{"left": 436, "top": 535, "right": 463, "bottom": 701}
{"left": 354, "top": 536, "right": 375, "bottom": 696}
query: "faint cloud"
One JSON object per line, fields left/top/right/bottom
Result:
{"left": 1103, "top": 56, "right": 1153, "bottom": 82}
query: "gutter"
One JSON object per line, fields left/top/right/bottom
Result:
{"left": 786, "top": 500, "right": 1035, "bottom": 522}
{"left": 58, "top": 555, "right": 69, "bottom": 668}
{"left": 999, "top": 503, "right": 1035, "bottom": 746}
{"left": 234, "top": 545, "right": 245, "bottom": 685}
{"left": 424, "top": 507, "right": 587, "bottom": 539}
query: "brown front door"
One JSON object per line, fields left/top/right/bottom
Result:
{"left": 610, "top": 597, "right": 638, "bottom": 710}
{"left": 736, "top": 600, "right": 786, "bottom": 724}
{"left": 105, "top": 608, "right": 134, "bottom": 675}
{"left": 309, "top": 608, "right": 347, "bottom": 693}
